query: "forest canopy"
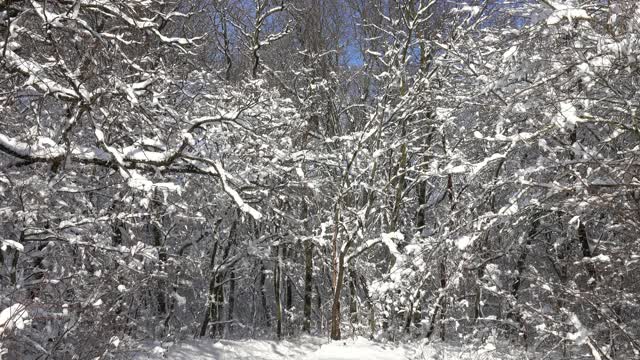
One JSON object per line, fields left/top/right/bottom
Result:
{"left": 0, "top": 0, "right": 639, "bottom": 359}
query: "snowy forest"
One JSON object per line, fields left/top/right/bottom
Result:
{"left": 0, "top": 0, "right": 639, "bottom": 359}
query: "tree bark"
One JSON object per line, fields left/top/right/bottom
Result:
{"left": 226, "top": 269, "right": 236, "bottom": 336}
{"left": 200, "top": 240, "right": 219, "bottom": 337}
{"left": 359, "top": 274, "right": 376, "bottom": 339}
{"left": 330, "top": 202, "right": 342, "bottom": 339}
{"left": 151, "top": 190, "right": 167, "bottom": 316}
{"left": 439, "top": 260, "right": 447, "bottom": 341}
{"left": 330, "top": 248, "right": 348, "bottom": 340}
{"left": 259, "top": 263, "right": 271, "bottom": 327}
{"left": 284, "top": 247, "right": 293, "bottom": 336}
{"left": 303, "top": 240, "right": 313, "bottom": 333}
{"left": 425, "top": 259, "right": 447, "bottom": 340}
{"left": 274, "top": 245, "right": 283, "bottom": 340}
{"left": 578, "top": 222, "right": 597, "bottom": 282}
{"left": 349, "top": 270, "right": 358, "bottom": 326}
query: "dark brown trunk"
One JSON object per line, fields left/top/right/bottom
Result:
{"left": 330, "top": 250, "right": 348, "bottom": 340}
{"left": 303, "top": 240, "right": 313, "bottom": 333}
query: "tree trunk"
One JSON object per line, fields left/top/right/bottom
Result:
{"left": 405, "top": 290, "right": 422, "bottom": 334}
{"left": 512, "top": 218, "right": 539, "bottom": 298}
{"left": 274, "top": 245, "right": 283, "bottom": 340}
{"left": 578, "top": 222, "right": 597, "bottom": 282}
{"left": 426, "top": 259, "right": 447, "bottom": 340}
{"left": 10, "top": 230, "right": 24, "bottom": 286}
{"left": 413, "top": 292, "right": 422, "bottom": 329}
{"left": 439, "top": 260, "right": 447, "bottom": 341}
{"left": 153, "top": 223, "right": 167, "bottom": 316}
{"left": 390, "top": 140, "right": 408, "bottom": 231}
{"left": 330, "top": 202, "right": 343, "bottom": 340}
{"left": 474, "top": 266, "right": 484, "bottom": 323}
{"left": 315, "top": 283, "right": 323, "bottom": 332}
{"left": 221, "top": 12, "right": 233, "bottom": 81}
{"left": 349, "top": 270, "right": 358, "bottom": 326}
{"left": 415, "top": 126, "right": 433, "bottom": 233}
{"left": 260, "top": 263, "right": 271, "bottom": 327}
{"left": 284, "top": 248, "right": 293, "bottom": 336}
{"left": 404, "top": 302, "right": 414, "bottom": 334}
{"left": 330, "top": 249, "right": 348, "bottom": 340}
{"left": 151, "top": 190, "right": 167, "bottom": 316}
{"left": 199, "top": 240, "right": 219, "bottom": 337}
{"left": 213, "top": 273, "right": 225, "bottom": 337}
{"left": 358, "top": 274, "right": 376, "bottom": 339}
{"left": 226, "top": 269, "right": 236, "bottom": 336}
{"left": 303, "top": 240, "right": 313, "bottom": 333}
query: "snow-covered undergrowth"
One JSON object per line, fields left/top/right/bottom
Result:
{"left": 133, "top": 336, "right": 521, "bottom": 360}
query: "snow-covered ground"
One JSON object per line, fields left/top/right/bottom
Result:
{"left": 133, "top": 336, "right": 518, "bottom": 360}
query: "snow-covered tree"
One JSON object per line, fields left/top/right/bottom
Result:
{"left": 1, "top": 0, "right": 639, "bottom": 359}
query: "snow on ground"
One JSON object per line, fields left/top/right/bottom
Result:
{"left": 134, "top": 336, "right": 323, "bottom": 360}
{"left": 304, "top": 337, "right": 417, "bottom": 360}
{"left": 133, "top": 336, "right": 519, "bottom": 360}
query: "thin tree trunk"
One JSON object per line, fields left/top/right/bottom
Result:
{"left": 413, "top": 292, "right": 422, "bottom": 329}
{"left": 390, "top": 139, "right": 408, "bottom": 231}
{"left": 151, "top": 190, "right": 167, "bottom": 316}
{"left": 329, "top": 202, "right": 342, "bottom": 339}
{"left": 153, "top": 223, "right": 167, "bottom": 316}
{"left": 213, "top": 272, "right": 225, "bottom": 337}
{"left": 221, "top": 12, "right": 233, "bottom": 81}
{"left": 199, "top": 240, "right": 219, "bottom": 337}
{"left": 474, "top": 266, "right": 484, "bottom": 323}
{"left": 260, "top": 263, "right": 271, "bottom": 327}
{"left": 578, "top": 222, "right": 597, "bottom": 282}
{"left": 330, "top": 246, "right": 349, "bottom": 340}
{"left": 226, "top": 269, "right": 236, "bottom": 336}
{"left": 303, "top": 240, "right": 313, "bottom": 333}
{"left": 359, "top": 274, "right": 376, "bottom": 339}
{"left": 512, "top": 218, "right": 539, "bottom": 298}
{"left": 315, "top": 283, "right": 323, "bottom": 332}
{"left": 349, "top": 270, "right": 358, "bottom": 326}
{"left": 29, "top": 239, "right": 47, "bottom": 300}
{"left": 329, "top": 279, "right": 343, "bottom": 339}
{"left": 285, "top": 273, "right": 293, "bottom": 335}
{"left": 274, "top": 245, "right": 283, "bottom": 340}
{"left": 425, "top": 259, "right": 447, "bottom": 340}
{"left": 439, "top": 260, "right": 447, "bottom": 341}
{"left": 404, "top": 301, "right": 414, "bottom": 334}
{"left": 10, "top": 230, "right": 24, "bottom": 286}
{"left": 567, "top": 127, "right": 596, "bottom": 282}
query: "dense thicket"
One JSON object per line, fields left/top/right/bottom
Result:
{"left": 1, "top": 0, "right": 639, "bottom": 359}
